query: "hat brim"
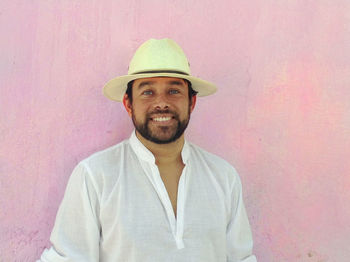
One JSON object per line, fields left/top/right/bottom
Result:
{"left": 103, "top": 72, "right": 217, "bottom": 101}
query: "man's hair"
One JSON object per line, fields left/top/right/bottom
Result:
{"left": 125, "top": 79, "right": 198, "bottom": 104}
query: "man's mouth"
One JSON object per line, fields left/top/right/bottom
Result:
{"left": 152, "top": 116, "right": 172, "bottom": 122}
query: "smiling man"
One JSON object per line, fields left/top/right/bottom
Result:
{"left": 126, "top": 77, "right": 194, "bottom": 146}
{"left": 38, "top": 39, "right": 257, "bottom": 262}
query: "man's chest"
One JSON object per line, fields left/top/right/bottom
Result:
{"left": 99, "top": 168, "right": 228, "bottom": 248}
{"left": 158, "top": 164, "right": 184, "bottom": 217}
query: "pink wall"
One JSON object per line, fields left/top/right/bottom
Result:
{"left": 1, "top": 1, "right": 349, "bottom": 261}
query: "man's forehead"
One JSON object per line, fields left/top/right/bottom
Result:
{"left": 133, "top": 77, "right": 187, "bottom": 87}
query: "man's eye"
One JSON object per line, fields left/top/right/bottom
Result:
{"left": 169, "top": 89, "right": 179, "bottom": 94}
{"left": 142, "top": 90, "right": 153, "bottom": 95}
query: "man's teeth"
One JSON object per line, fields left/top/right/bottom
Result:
{"left": 153, "top": 117, "right": 171, "bottom": 122}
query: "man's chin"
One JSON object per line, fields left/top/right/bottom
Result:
{"left": 133, "top": 117, "right": 189, "bottom": 144}
{"left": 146, "top": 132, "right": 179, "bottom": 144}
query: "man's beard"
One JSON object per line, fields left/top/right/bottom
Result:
{"left": 132, "top": 108, "right": 191, "bottom": 144}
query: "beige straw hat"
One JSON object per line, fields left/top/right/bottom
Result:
{"left": 103, "top": 38, "right": 217, "bottom": 101}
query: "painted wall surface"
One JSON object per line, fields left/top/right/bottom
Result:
{"left": 1, "top": 1, "right": 349, "bottom": 261}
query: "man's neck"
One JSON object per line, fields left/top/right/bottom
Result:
{"left": 135, "top": 131, "right": 184, "bottom": 165}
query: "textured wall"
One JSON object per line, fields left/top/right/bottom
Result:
{"left": 1, "top": 1, "right": 349, "bottom": 261}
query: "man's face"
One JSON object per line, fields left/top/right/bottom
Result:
{"left": 123, "top": 77, "right": 196, "bottom": 144}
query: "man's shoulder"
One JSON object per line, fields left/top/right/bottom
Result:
{"left": 80, "top": 137, "right": 132, "bottom": 170}
{"left": 188, "top": 142, "right": 238, "bottom": 175}
{"left": 187, "top": 142, "right": 242, "bottom": 194}
{"left": 71, "top": 137, "right": 135, "bottom": 188}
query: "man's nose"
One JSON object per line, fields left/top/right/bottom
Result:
{"left": 153, "top": 93, "right": 169, "bottom": 109}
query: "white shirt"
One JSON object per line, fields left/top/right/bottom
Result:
{"left": 38, "top": 131, "right": 257, "bottom": 262}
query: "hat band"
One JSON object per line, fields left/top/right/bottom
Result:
{"left": 131, "top": 70, "right": 189, "bottom": 75}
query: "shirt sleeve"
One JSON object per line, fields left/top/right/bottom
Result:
{"left": 226, "top": 172, "right": 257, "bottom": 262}
{"left": 37, "top": 162, "right": 101, "bottom": 262}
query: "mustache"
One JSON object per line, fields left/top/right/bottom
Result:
{"left": 147, "top": 109, "right": 179, "bottom": 118}
{"left": 148, "top": 109, "right": 176, "bottom": 115}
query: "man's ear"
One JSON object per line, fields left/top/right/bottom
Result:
{"left": 122, "top": 94, "right": 132, "bottom": 117}
{"left": 190, "top": 95, "right": 197, "bottom": 113}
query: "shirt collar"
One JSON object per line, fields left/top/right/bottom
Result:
{"left": 129, "top": 130, "right": 190, "bottom": 164}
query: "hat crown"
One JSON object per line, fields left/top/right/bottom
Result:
{"left": 128, "top": 38, "right": 191, "bottom": 75}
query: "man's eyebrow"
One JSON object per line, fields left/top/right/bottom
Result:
{"left": 167, "top": 80, "right": 186, "bottom": 86}
{"left": 137, "top": 81, "right": 155, "bottom": 89}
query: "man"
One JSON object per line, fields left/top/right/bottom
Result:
{"left": 38, "top": 38, "right": 257, "bottom": 261}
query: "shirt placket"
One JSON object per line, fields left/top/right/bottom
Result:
{"left": 141, "top": 161, "right": 187, "bottom": 249}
